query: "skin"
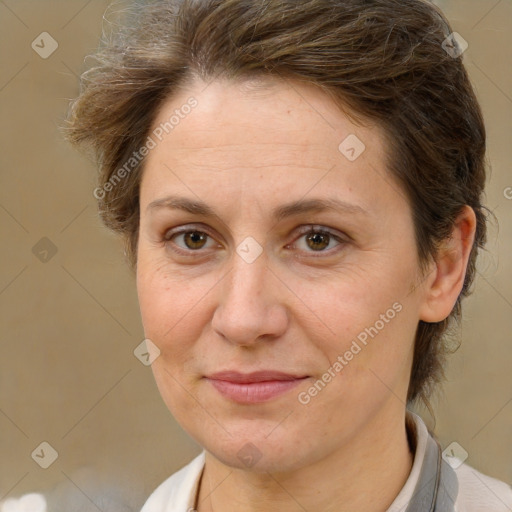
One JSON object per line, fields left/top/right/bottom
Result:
{"left": 136, "top": 76, "right": 476, "bottom": 512}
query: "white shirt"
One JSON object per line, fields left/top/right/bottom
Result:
{"left": 2, "top": 414, "right": 510, "bottom": 511}
{"left": 140, "top": 413, "right": 512, "bottom": 512}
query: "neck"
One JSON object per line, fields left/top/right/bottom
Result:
{"left": 195, "top": 407, "right": 415, "bottom": 512}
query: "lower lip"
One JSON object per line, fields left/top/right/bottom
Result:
{"left": 206, "top": 378, "right": 308, "bottom": 404}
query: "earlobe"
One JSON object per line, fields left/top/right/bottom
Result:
{"left": 419, "top": 205, "right": 477, "bottom": 323}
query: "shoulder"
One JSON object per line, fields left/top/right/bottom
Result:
{"left": 455, "top": 462, "right": 512, "bottom": 512}
{"left": 141, "top": 451, "right": 206, "bottom": 512}
{"left": 407, "top": 412, "right": 511, "bottom": 512}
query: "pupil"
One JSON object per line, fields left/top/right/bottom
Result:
{"left": 185, "top": 231, "right": 206, "bottom": 249}
{"left": 308, "top": 232, "right": 329, "bottom": 250}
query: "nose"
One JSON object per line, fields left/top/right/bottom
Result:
{"left": 211, "top": 250, "right": 289, "bottom": 347}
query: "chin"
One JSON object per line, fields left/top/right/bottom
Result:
{"left": 196, "top": 425, "right": 311, "bottom": 473}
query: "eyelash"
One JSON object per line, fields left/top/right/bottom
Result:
{"left": 162, "top": 224, "right": 347, "bottom": 258}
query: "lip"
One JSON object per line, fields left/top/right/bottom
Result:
{"left": 206, "top": 370, "right": 308, "bottom": 383}
{"left": 204, "top": 370, "right": 309, "bottom": 404}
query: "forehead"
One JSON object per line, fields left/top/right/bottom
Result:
{"left": 140, "top": 76, "right": 400, "bottom": 217}
{"left": 148, "top": 76, "right": 382, "bottom": 152}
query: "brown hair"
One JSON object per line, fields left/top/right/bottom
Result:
{"left": 63, "top": 0, "right": 489, "bottom": 405}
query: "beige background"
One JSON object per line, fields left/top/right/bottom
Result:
{"left": 1, "top": 0, "right": 511, "bottom": 509}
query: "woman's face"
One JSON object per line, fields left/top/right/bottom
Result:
{"left": 136, "top": 77, "right": 431, "bottom": 472}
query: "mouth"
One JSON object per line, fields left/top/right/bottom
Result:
{"left": 204, "top": 370, "right": 310, "bottom": 404}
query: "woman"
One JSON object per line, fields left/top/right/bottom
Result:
{"left": 61, "top": 0, "right": 512, "bottom": 510}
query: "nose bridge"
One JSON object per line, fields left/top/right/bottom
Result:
{"left": 212, "top": 246, "right": 288, "bottom": 345}
{"left": 226, "top": 225, "right": 269, "bottom": 300}
{"left": 224, "top": 248, "right": 270, "bottom": 314}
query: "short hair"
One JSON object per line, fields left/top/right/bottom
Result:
{"left": 63, "top": 0, "right": 489, "bottom": 406}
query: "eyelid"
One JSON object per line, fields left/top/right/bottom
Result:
{"left": 292, "top": 224, "right": 347, "bottom": 240}
{"left": 163, "top": 223, "right": 216, "bottom": 241}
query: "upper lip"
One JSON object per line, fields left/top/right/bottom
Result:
{"left": 205, "top": 370, "right": 309, "bottom": 383}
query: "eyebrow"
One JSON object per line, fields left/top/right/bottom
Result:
{"left": 147, "top": 195, "right": 369, "bottom": 221}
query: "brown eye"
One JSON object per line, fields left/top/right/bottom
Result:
{"left": 305, "top": 232, "right": 330, "bottom": 251}
{"left": 291, "top": 226, "right": 346, "bottom": 255}
{"left": 182, "top": 231, "right": 208, "bottom": 250}
{"left": 165, "top": 228, "right": 217, "bottom": 253}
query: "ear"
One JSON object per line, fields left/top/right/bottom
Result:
{"left": 418, "top": 205, "right": 477, "bottom": 323}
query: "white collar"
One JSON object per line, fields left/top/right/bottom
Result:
{"left": 140, "top": 411, "right": 431, "bottom": 512}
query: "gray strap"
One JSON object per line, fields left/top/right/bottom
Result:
{"left": 404, "top": 434, "right": 459, "bottom": 512}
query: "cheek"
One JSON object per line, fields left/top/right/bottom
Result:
{"left": 136, "top": 256, "right": 220, "bottom": 375}
{"left": 137, "top": 256, "right": 199, "bottom": 337}
{"left": 136, "top": 260, "right": 209, "bottom": 416}
{"left": 137, "top": 266, "right": 173, "bottom": 340}
{"left": 292, "top": 271, "right": 416, "bottom": 402}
